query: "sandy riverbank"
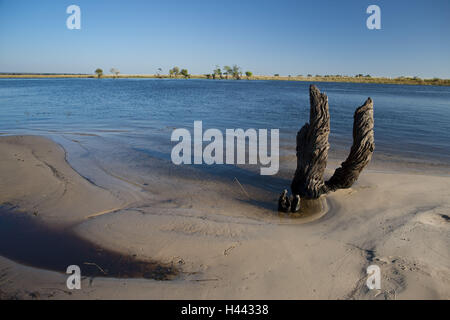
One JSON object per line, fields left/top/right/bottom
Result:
{"left": 0, "top": 135, "right": 449, "bottom": 299}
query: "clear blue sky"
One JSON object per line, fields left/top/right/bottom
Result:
{"left": 0, "top": 0, "right": 449, "bottom": 78}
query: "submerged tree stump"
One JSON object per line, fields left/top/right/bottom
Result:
{"left": 279, "top": 85, "right": 374, "bottom": 213}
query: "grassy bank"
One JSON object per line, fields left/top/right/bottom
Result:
{"left": 1, "top": 73, "right": 449, "bottom": 86}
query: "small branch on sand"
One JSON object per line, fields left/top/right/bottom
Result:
{"left": 234, "top": 177, "right": 251, "bottom": 199}
{"left": 189, "top": 278, "right": 220, "bottom": 282}
{"left": 83, "top": 262, "right": 107, "bottom": 275}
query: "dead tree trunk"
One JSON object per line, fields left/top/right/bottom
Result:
{"left": 290, "top": 85, "right": 330, "bottom": 199}
{"left": 279, "top": 85, "right": 374, "bottom": 213}
{"left": 326, "top": 98, "right": 375, "bottom": 191}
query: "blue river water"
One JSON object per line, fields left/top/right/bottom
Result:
{"left": 1, "top": 78, "right": 449, "bottom": 166}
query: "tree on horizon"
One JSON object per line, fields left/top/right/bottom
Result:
{"left": 180, "top": 68, "right": 189, "bottom": 78}
{"left": 213, "top": 65, "right": 222, "bottom": 79}
{"left": 171, "top": 66, "right": 180, "bottom": 78}
{"left": 110, "top": 68, "right": 120, "bottom": 79}
{"left": 232, "top": 65, "right": 242, "bottom": 80}
{"left": 95, "top": 68, "right": 103, "bottom": 79}
{"left": 223, "top": 65, "right": 232, "bottom": 80}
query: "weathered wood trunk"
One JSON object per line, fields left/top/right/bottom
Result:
{"left": 290, "top": 85, "right": 330, "bottom": 199}
{"left": 326, "top": 98, "right": 375, "bottom": 191}
{"left": 279, "top": 85, "right": 374, "bottom": 212}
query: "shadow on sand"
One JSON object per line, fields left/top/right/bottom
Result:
{"left": 0, "top": 205, "right": 177, "bottom": 280}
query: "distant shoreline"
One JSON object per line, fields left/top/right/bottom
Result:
{"left": 1, "top": 73, "right": 449, "bottom": 86}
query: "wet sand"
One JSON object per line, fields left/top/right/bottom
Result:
{"left": 0, "top": 135, "right": 449, "bottom": 299}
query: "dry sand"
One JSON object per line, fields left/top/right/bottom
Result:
{"left": 0, "top": 135, "right": 449, "bottom": 299}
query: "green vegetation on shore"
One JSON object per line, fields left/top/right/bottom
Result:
{"left": 1, "top": 72, "right": 449, "bottom": 86}
{"left": 94, "top": 68, "right": 103, "bottom": 78}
